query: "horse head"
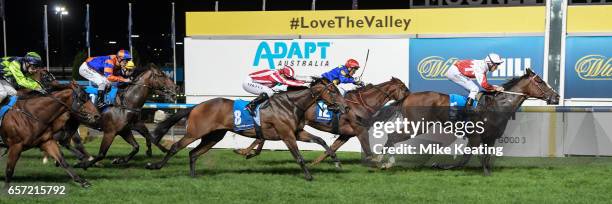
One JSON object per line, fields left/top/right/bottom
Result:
{"left": 68, "top": 81, "right": 101, "bottom": 124}
{"left": 502, "top": 68, "right": 560, "bottom": 105}
{"left": 310, "top": 77, "right": 348, "bottom": 113}
{"left": 132, "top": 63, "right": 178, "bottom": 102}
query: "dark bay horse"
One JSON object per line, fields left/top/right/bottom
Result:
{"left": 233, "top": 77, "right": 409, "bottom": 166}
{"left": 73, "top": 64, "right": 177, "bottom": 169}
{"left": 148, "top": 78, "right": 347, "bottom": 180}
{"left": 376, "top": 68, "right": 559, "bottom": 175}
{"left": 1, "top": 82, "right": 100, "bottom": 188}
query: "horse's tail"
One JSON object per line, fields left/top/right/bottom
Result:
{"left": 153, "top": 106, "right": 195, "bottom": 144}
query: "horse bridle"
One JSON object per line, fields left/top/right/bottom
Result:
{"left": 128, "top": 71, "right": 177, "bottom": 97}
{"left": 348, "top": 82, "right": 403, "bottom": 113}
{"left": 498, "top": 75, "right": 555, "bottom": 101}
{"left": 15, "top": 87, "right": 95, "bottom": 124}
{"left": 288, "top": 82, "right": 342, "bottom": 113}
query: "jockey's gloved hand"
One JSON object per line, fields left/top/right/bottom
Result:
{"left": 493, "top": 85, "right": 504, "bottom": 92}
{"left": 354, "top": 81, "right": 365, "bottom": 86}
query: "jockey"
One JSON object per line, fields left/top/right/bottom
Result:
{"left": 321, "top": 59, "right": 364, "bottom": 95}
{"left": 445, "top": 53, "right": 505, "bottom": 107}
{"left": 243, "top": 65, "right": 306, "bottom": 115}
{"left": 0, "top": 52, "right": 44, "bottom": 102}
{"left": 79, "top": 49, "right": 132, "bottom": 108}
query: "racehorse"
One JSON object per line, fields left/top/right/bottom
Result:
{"left": 21, "top": 69, "right": 95, "bottom": 163}
{"left": 1, "top": 82, "right": 100, "bottom": 188}
{"left": 148, "top": 78, "right": 347, "bottom": 180}
{"left": 232, "top": 77, "right": 410, "bottom": 167}
{"left": 73, "top": 64, "right": 177, "bottom": 169}
{"left": 374, "top": 68, "right": 559, "bottom": 175}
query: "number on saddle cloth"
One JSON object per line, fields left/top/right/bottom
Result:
{"left": 233, "top": 99, "right": 261, "bottom": 131}
{"left": 315, "top": 100, "right": 334, "bottom": 123}
{"left": 0, "top": 96, "right": 19, "bottom": 126}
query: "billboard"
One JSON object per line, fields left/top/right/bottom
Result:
{"left": 565, "top": 36, "right": 612, "bottom": 99}
{"left": 409, "top": 37, "right": 545, "bottom": 95}
{"left": 184, "top": 38, "right": 409, "bottom": 104}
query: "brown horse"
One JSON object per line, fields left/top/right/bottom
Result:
{"left": 1, "top": 82, "right": 100, "bottom": 188}
{"left": 375, "top": 68, "right": 559, "bottom": 175}
{"left": 16, "top": 69, "right": 95, "bottom": 163}
{"left": 148, "top": 78, "right": 347, "bottom": 180}
{"left": 73, "top": 64, "right": 177, "bottom": 169}
{"left": 233, "top": 77, "right": 410, "bottom": 167}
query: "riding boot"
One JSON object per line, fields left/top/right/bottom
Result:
{"left": 466, "top": 98, "right": 474, "bottom": 108}
{"left": 462, "top": 98, "right": 475, "bottom": 120}
{"left": 96, "top": 90, "right": 106, "bottom": 109}
{"left": 247, "top": 92, "right": 269, "bottom": 116}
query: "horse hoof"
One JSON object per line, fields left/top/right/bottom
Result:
{"left": 305, "top": 175, "right": 313, "bottom": 181}
{"left": 431, "top": 163, "right": 440, "bottom": 169}
{"left": 232, "top": 149, "right": 244, "bottom": 155}
{"left": 111, "top": 158, "right": 125, "bottom": 165}
{"left": 145, "top": 163, "right": 160, "bottom": 170}
{"left": 146, "top": 150, "right": 153, "bottom": 157}
{"left": 74, "top": 162, "right": 89, "bottom": 170}
{"left": 334, "top": 162, "right": 342, "bottom": 169}
{"left": 80, "top": 180, "right": 92, "bottom": 188}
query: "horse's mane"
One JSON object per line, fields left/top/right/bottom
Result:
{"left": 19, "top": 86, "right": 70, "bottom": 100}
{"left": 345, "top": 83, "right": 373, "bottom": 95}
{"left": 131, "top": 63, "right": 158, "bottom": 79}
{"left": 501, "top": 72, "right": 530, "bottom": 90}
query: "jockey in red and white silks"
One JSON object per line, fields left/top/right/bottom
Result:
{"left": 243, "top": 66, "right": 306, "bottom": 114}
{"left": 445, "top": 53, "right": 505, "bottom": 106}
{"left": 243, "top": 65, "right": 305, "bottom": 96}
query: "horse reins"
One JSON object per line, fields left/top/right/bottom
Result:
{"left": 346, "top": 83, "right": 395, "bottom": 114}
{"left": 13, "top": 88, "right": 90, "bottom": 125}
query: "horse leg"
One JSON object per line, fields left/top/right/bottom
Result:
{"left": 311, "top": 135, "right": 351, "bottom": 165}
{"left": 4, "top": 144, "right": 23, "bottom": 188}
{"left": 246, "top": 140, "right": 266, "bottom": 159}
{"left": 112, "top": 130, "right": 139, "bottom": 165}
{"left": 75, "top": 131, "right": 116, "bottom": 170}
{"left": 296, "top": 130, "right": 341, "bottom": 168}
{"left": 40, "top": 140, "right": 91, "bottom": 188}
{"left": 189, "top": 131, "right": 225, "bottom": 177}
{"left": 133, "top": 122, "right": 167, "bottom": 156}
{"left": 146, "top": 133, "right": 201, "bottom": 170}
{"left": 432, "top": 135, "right": 481, "bottom": 170}
{"left": 480, "top": 137, "right": 497, "bottom": 176}
{"left": 70, "top": 130, "right": 93, "bottom": 162}
{"left": 58, "top": 132, "right": 86, "bottom": 161}
{"left": 281, "top": 135, "right": 313, "bottom": 181}
{"left": 233, "top": 139, "right": 262, "bottom": 157}
{"left": 354, "top": 127, "right": 376, "bottom": 162}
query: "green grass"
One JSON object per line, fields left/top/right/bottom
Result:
{"left": 1, "top": 138, "right": 612, "bottom": 203}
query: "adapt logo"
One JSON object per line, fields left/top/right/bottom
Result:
{"left": 417, "top": 56, "right": 532, "bottom": 80}
{"left": 575, "top": 55, "right": 612, "bottom": 80}
{"left": 253, "top": 41, "right": 331, "bottom": 69}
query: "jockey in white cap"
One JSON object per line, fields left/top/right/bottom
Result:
{"left": 445, "top": 53, "right": 505, "bottom": 107}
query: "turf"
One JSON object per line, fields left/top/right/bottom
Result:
{"left": 1, "top": 138, "right": 612, "bottom": 203}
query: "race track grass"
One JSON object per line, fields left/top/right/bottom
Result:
{"left": 1, "top": 138, "right": 612, "bottom": 203}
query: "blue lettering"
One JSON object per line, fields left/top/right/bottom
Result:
{"left": 253, "top": 42, "right": 274, "bottom": 68}
{"left": 287, "top": 42, "right": 303, "bottom": 59}
{"left": 253, "top": 41, "right": 331, "bottom": 69}
{"left": 317, "top": 42, "right": 330, "bottom": 59}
